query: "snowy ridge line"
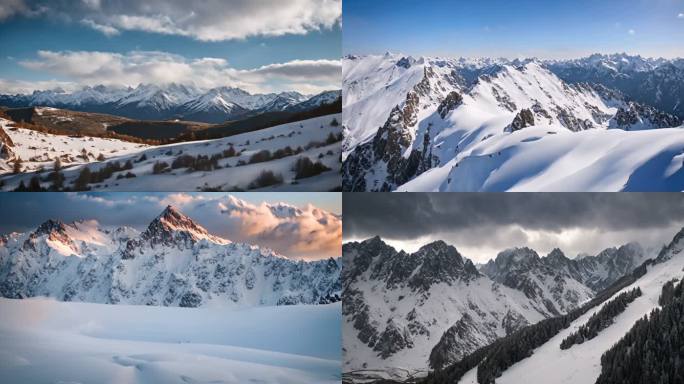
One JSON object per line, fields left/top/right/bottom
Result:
{"left": 342, "top": 53, "right": 684, "bottom": 192}
{"left": 422, "top": 258, "right": 655, "bottom": 384}
{"left": 0, "top": 84, "right": 342, "bottom": 123}
{"left": 342, "top": 236, "right": 648, "bottom": 382}
{"left": 0, "top": 203, "right": 342, "bottom": 308}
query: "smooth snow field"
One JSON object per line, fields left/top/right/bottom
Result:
{"left": 0, "top": 298, "right": 341, "bottom": 384}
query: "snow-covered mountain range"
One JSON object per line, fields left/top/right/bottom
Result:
{"left": 546, "top": 53, "right": 684, "bottom": 119}
{"left": 0, "top": 84, "right": 341, "bottom": 123}
{"left": 342, "top": 53, "right": 684, "bottom": 192}
{"left": 0, "top": 204, "right": 341, "bottom": 307}
{"left": 342, "top": 236, "right": 648, "bottom": 382}
{"left": 434, "top": 226, "right": 684, "bottom": 384}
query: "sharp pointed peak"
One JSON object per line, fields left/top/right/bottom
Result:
{"left": 547, "top": 248, "right": 567, "bottom": 259}
{"left": 141, "top": 205, "right": 229, "bottom": 246}
{"left": 417, "top": 240, "right": 453, "bottom": 253}
{"left": 161, "top": 204, "right": 181, "bottom": 215}
{"left": 34, "top": 218, "right": 67, "bottom": 236}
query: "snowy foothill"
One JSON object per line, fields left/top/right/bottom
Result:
{"left": 0, "top": 113, "right": 342, "bottom": 191}
{"left": 0, "top": 123, "right": 149, "bottom": 173}
{"left": 0, "top": 298, "right": 341, "bottom": 384}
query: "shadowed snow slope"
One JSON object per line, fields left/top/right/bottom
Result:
{"left": 342, "top": 54, "right": 684, "bottom": 192}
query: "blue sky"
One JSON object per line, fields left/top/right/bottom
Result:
{"left": 0, "top": 0, "right": 342, "bottom": 94}
{"left": 0, "top": 192, "right": 342, "bottom": 260}
{"left": 344, "top": 0, "right": 684, "bottom": 59}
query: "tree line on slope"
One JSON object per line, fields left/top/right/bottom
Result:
{"left": 421, "top": 259, "right": 653, "bottom": 384}
{"left": 559, "top": 287, "right": 642, "bottom": 350}
{"left": 596, "top": 278, "right": 684, "bottom": 384}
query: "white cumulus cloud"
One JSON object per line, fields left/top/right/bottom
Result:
{"left": 6, "top": 0, "right": 341, "bottom": 41}
{"left": 14, "top": 50, "right": 340, "bottom": 94}
{"left": 147, "top": 193, "right": 342, "bottom": 260}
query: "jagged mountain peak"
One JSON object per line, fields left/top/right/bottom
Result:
{"left": 0, "top": 212, "right": 341, "bottom": 307}
{"left": 351, "top": 237, "right": 480, "bottom": 292}
{"left": 141, "top": 205, "right": 228, "bottom": 245}
{"left": 544, "top": 248, "right": 573, "bottom": 268}
{"left": 413, "top": 240, "right": 476, "bottom": 271}
{"left": 34, "top": 218, "right": 68, "bottom": 236}
{"left": 494, "top": 246, "right": 541, "bottom": 266}
{"left": 417, "top": 239, "right": 450, "bottom": 251}
{"left": 362, "top": 235, "right": 389, "bottom": 247}
{"left": 547, "top": 247, "right": 567, "bottom": 259}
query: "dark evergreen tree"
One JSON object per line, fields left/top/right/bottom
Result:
{"left": 596, "top": 279, "right": 684, "bottom": 384}
{"left": 421, "top": 259, "right": 655, "bottom": 384}
{"left": 73, "top": 167, "right": 92, "bottom": 191}
{"left": 560, "top": 287, "right": 642, "bottom": 349}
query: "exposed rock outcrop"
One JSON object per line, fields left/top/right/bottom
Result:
{"left": 438, "top": 91, "right": 463, "bottom": 118}
{"left": 508, "top": 108, "right": 535, "bottom": 131}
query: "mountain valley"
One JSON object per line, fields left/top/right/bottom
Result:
{"left": 342, "top": 233, "right": 663, "bottom": 383}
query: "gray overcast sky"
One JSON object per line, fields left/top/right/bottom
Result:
{"left": 343, "top": 193, "right": 684, "bottom": 263}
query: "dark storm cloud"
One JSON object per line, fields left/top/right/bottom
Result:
{"left": 343, "top": 193, "right": 684, "bottom": 240}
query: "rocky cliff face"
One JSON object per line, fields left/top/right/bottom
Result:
{"left": 508, "top": 108, "right": 535, "bottom": 131}
{"left": 482, "top": 247, "right": 595, "bottom": 315}
{"left": 343, "top": 236, "right": 651, "bottom": 381}
{"left": 344, "top": 238, "right": 562, "bottom": 378}
{"left": 0, "top": 206, "right": 341, "bottom": 307}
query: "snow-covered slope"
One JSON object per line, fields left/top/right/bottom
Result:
{"left": 176, "top": 88, "right": 250, "bottom": 123}
{"left": 342, "top": 235, "right": 656, "bottom": 383}
{"left": 0, "top": 204, "right": 341, "bottom": 307}
{"left": 0, "top": 298, "right": 341, "bottom": 384}
{"left": 0, "top": 119, "right": 149, "bottom": 173}
{"left": 457, "top": 227, "right": 684, "bottom": 384}
{"left": 342, "top": 54, "right": 435, "bottom": 157}
{"left": 0, "top": 113, "right": 342, "bottom": 191}
{"left": 289, "top": 90, "right": 341, "bottom": 112}
{"left": 341, "top": 236, "right": 641, "bottom": 383}
{"left": 342, "top": 54, "right": 683, "bottom": 192}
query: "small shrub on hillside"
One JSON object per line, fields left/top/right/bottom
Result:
{"left": 293, "top": 157, "right": 330, "bottom": 179}
{"left": 152, "top": 161, "right": 169, "bottom": 174}
{"left": 248, "top": 170, "right": 283, "bottom": 189}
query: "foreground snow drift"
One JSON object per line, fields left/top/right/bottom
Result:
{"left": 0, "top": 298, "right": 341, "bottom": 384}
{"left": 400, "top": 125, "right": 684, "bottom": 192}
